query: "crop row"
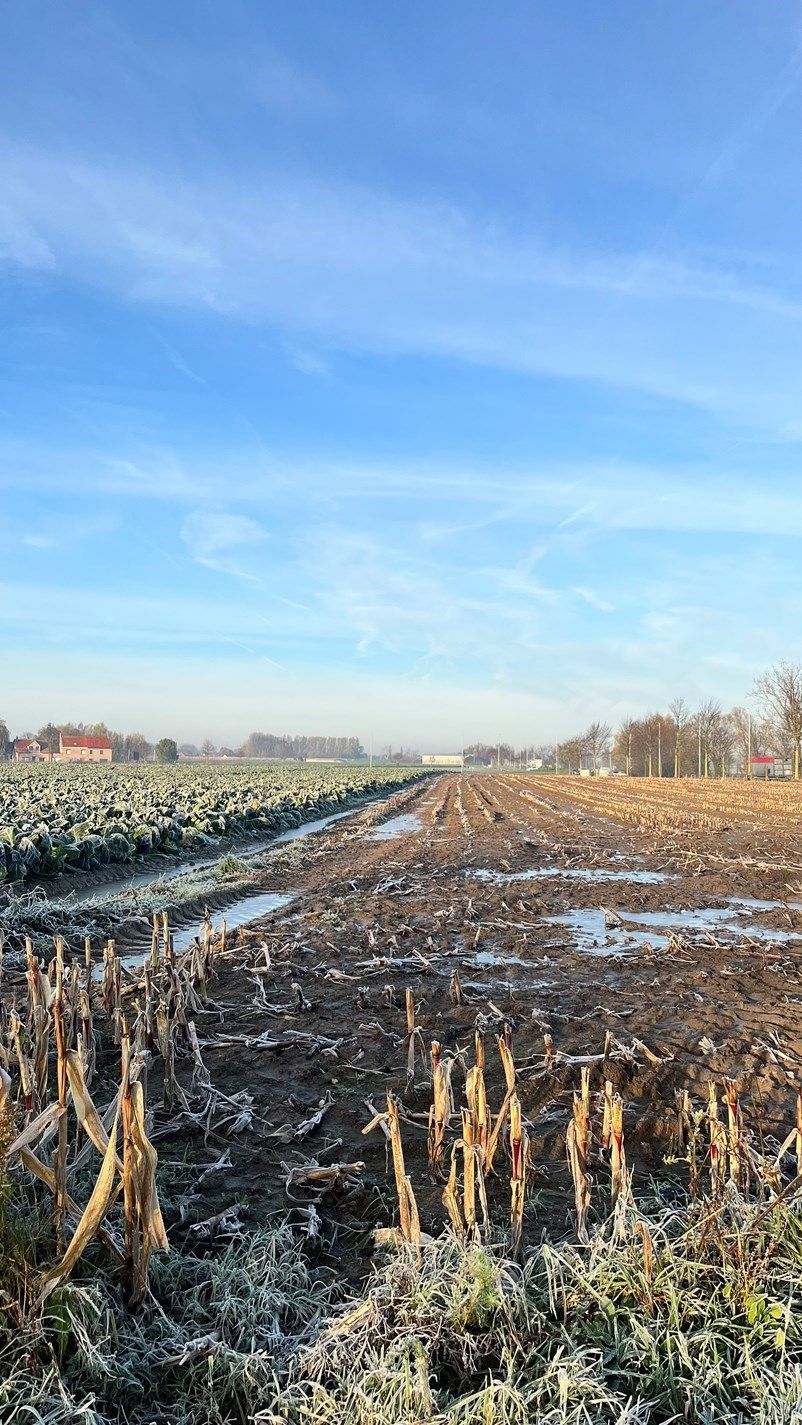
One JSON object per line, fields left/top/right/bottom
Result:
{"left": 0, "top": 762, "right": 425, "bottom": 883}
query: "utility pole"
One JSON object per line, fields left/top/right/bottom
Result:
{"left": 657, "top": 721, "right": 662, "bottom": 777}
{"left": 747, "top": 713, "right": 752, "bottom": 778}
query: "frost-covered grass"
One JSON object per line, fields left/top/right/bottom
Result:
{"left": 1, "top": 836, "right": 299, "bottom": 954}
{"left": 5, "top": 1182, "right": 802, "bottom": 1424}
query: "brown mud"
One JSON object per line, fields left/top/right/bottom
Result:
{"left": 80, "top": 775, "right": 802, "bottom": 1249}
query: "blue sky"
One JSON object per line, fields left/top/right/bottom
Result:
{"left": 2, "top": 1, "right": 802, "bottom": 746}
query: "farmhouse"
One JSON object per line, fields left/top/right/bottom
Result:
{"left": 13, "top": 738, "right": 50, "bottom": 762}
{"left": 59, "top": 734, "right": 113, "bottom": 762}
{"left": 421, "top": 753, "right": 464, "bottom": 767}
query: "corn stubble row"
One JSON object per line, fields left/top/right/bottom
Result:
{"left": 0, "top": 910, "right": 221, "bottom": 1307}
{"left": 533, "top": 772, "right": 802, "bottom": 836}
{"left": 369, "top": 1007, "right": 802, "bottom": 1258}
{"left": 4, "top": 908, "right": 802, "bottom": 1321}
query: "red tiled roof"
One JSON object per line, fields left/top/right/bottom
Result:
{"left": 61, "top": 734, "right": 113, "bottom": 750}
{"left": 14, "top": 738, "right": 39, "bottom": 750}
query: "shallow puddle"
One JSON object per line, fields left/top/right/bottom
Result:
{"left": 547, "top": 910, "right": 661, "bottom": 955}
{"left": 472, "top": 866, "right": 671, "bottom": 885}
{"left": 727, "top": 895, "right": 802, "bottom": 913}
{"left": 172, "top": 892, "right": 294, "bottom": 953}
{"left": 548, "top": 904, "right": 802, "bottom": 956}
{"left": 473, "top": 948, "right": 531, "bottom": 969}
{"left": 365, "top": 814, "right": 423, "bottom": 841}
{"left": 121, "top": 891, "right": 294, "bottom": 969}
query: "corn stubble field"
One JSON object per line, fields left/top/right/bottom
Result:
{"left": 7, "top": 768, "right": 802, "bottom": 1422}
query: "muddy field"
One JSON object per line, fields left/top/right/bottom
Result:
{"left": 112, "top": 772, "right": 802, "bottom": 1251}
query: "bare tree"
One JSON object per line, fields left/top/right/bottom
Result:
{"left": 615, "top": 717, "right": 635, "bottom": 775}
{"left": 706, "top": 709, "right": 736, "bottom": 778}
{"left": 694, "top": 699, "right": 721, "bottom": 778}
{"left": 560, "top": 735, "right": 585, "bottom": 773}
{"left": 755, "top": 663, "right": 802, "bottom": 779}
{"left": 668, "top": 697, "right": 689, "bottom": 778}
{"left": 728, "top": 706, "right": 766, "bottom": 776}
{"left": 583, "top": 721, "right": 612, "bottom": 773}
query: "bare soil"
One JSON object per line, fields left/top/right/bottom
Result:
{"left": 123, "top": 775, "right": 802, "bottom": 1247}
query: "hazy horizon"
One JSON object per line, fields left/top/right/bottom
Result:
{"left": 4, "top": 2, "right": 801, "bottom": 743}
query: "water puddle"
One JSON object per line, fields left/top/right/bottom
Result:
{"left": 172, "top": 892, "right": 294, "bottom": 953}
{"left": 471, "top": 866, "right": 671, "bottom": 886}
{"left": 121, "top": 891, "right": 294, "bottom": 970}
{"left": 547, "top": 910, "right": 661, "bottom": 956}
{"left": 727, "top": 895, "right": 802, "bottom": 913}
{"left": 365, "top": 814, "right": 423, "bottom": 841}
{"left": 272, "top": 806, "right": 362, "bottom": 845}
{"left": 473, "top": 948, "right": 531, "bottom": 969}
{"left": 548, "top": 905, "right": 802, "bottom": 957}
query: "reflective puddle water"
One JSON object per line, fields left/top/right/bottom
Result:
{"left": 473, "top": 948, "right": 532, "bottom": 969}
{"left": 546, "top": 911, "right": 660, "bottom": 956}
{"left": 472, "top": 866, "right": 671, "bottom": 886}
{"left": 171, "top": 892, "right": 294, "bottom": 954}
{"left": 365, "top": 814, "right": 423, "bottom": 841}
{"left": 548, "top": 905, "right": 802, "bottom": 956}
{"left": 122, "top": 891, "right": 294, "bottom": 969}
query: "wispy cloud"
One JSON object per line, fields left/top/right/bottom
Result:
{"left": 3, "top": 142, "right": 802, "bottom": 426}
{"left": 573, "top": 586, "right": 615, "bottom": 613}
{"left": 180, "top": 510, "right": 269, "bottom": 580}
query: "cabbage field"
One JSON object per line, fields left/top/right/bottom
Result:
{"left": 0, "top": 760, "right": 424, "bottom": 883}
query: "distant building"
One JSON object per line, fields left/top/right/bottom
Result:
{"left": 59, "top": 734, "right": 113, "bottom": 763}
{"left": 751, "top": 755, "right": 793, "bottom": 779}
{"left": 13, "top": 738, "right": 50, "bottom": 762}
{"left": 421, "top": 753, "right": 464, "bottom": 767}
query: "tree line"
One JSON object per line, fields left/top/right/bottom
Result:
{"left": 560, "top": 663, "right": 802, "bottom": 777}
{"left": 237, "top": 732, "right": 364, "bottom": 760}
{"left": 0, "top": 722, "right": 366, "bottom": 764}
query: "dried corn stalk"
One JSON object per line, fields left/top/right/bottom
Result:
{"left": 509, "top": 1093, "right": 526, "bottom": 1259}
{"left": 610, "top": 1094, "right": 626, "bottom": 1209}
{"left": 484, "top": 1036, "right": 516, "bottom": 1175}
{"left": 52, "top": 944, "right": 69, "bottom": 1253}
{"left": 462, "top": 1107, "right": 477, "bottom": 1235}
{"left": 601, "top": 1078, "right": 614, "bottom": 1152}
{"left": 442, "top": 1142, "right": 464, "bottom": 1238}
{"left": 566, "top": 1073, "right": 592, "bottom": 1243}
{"left": 385, "top": 1093, "right": 420, "bottom": 1251}
{"left": 427, "top": 1041, "right": 450, "bottom": 1175}
{"left": 724, "top": 1078, "right": 743, "bottom": 1185}
{"left": 404, "top": 989, "right": 423, "bottom": 1090}
{"left": 465, "top": 1064, "right": 489, "bottom": 1167}
{"left": 125, "top": 1074, "right": 169, "bottom": 1305}
{"left": 708, "top": 1083, "right": 725, "bottom": 1199}
{"left": 38, "top": 1098, "right": 121, "bottom": 1305}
